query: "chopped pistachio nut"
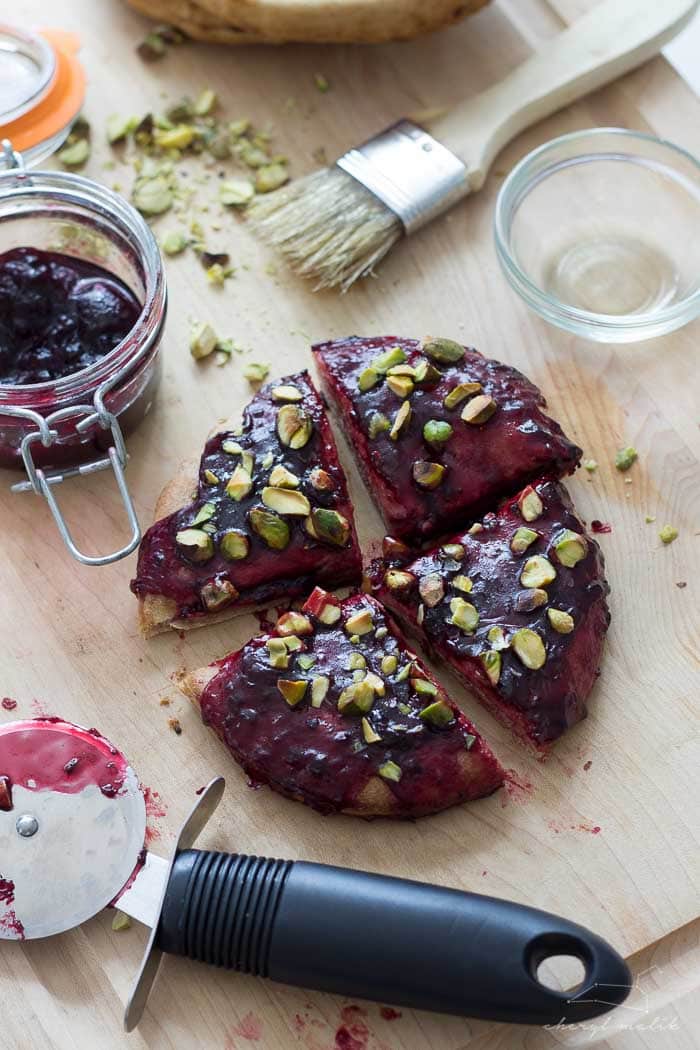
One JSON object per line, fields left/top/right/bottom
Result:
{"left": 283, "top": 635, "right": 303, "bottom": 652}
{"left": 553, "top": 530, "right": 587, "bottom": 567}
{"left": 348, "top": 652, "right": 366, "bottom": 671}
{"left": 386, "top": 374, "right": 414, "bottom": 399}
{"left": 583, "top": 459, "right": 598, "bottom": 473}
{"left": 358, "top": 367, "right": 380, "bottom": 392}
{"left": 153, "top": 124, "right": 195, "bottom": 150}
{"left": 517, "top": 486, "right": 543, "bottom": 522}
{"left": 219, "top": 178, "right": 255, "bottom": 207}
{"left": 444, "top": 382, "right": 482, "bottom": 410}
{"left": 345, "top": 608, "right": 374, "bottom": 636}
{"left": 419, "top": 574, "right": 445, "bottom": 607}
{"left": 450, "top": 597, "right": 479, "bottom": 633}
{"left": 416, "top": 603, "right": 425, "bottom": 626}
{"left": 268, "top": 465, "right": 300, "bottom": 488}
{"left": 297, "top": 654, "right": 316, "bottom": 671}
{"left": 381, "top": 654, "right": 398, "bottom": 675}
{"left": 511, "top": 527, "right": 539, "bottom": 554}
{"left": 161, "top": 230, "right": 188, "bottom": 255}
{"left": 243, "top": 362, "right": 270, "bottom": 383}
{"left": 515, "top": 588, "right": 548, "bottom": 612}
{"left": 276, "top": 611, "right": 313, "bottom": 636}
{"left": 201, "top": 578, "right": 237, "bottom": 611}
{"left": 206, "top": 263, "right": 226, "bottom": 287}
{"left": 193, "top": 87, "right": 217, "bottom": 116}
{"left": 414, "top": 360, "right": 441, "bottom": 386}
{"left": 204, "top": 469, "right": 219, "bottom": 485}
{"left": 337, "top": 680, "right": 375, "bottom": 715}
{"left": 368, "top": 411, "right": 391, "bottom": 439}
{"left": 372, "top": 346, "right": 406, "bottom": 373}
{"left": 271, "top": 384, "right": 302, "bottom": 402}
{"left": 488, "top": 626, "right": 509, "bottom": 651}
{"left": 255, "top": 163, "right": 289, "bottom": 193}
{"left": 106, "top": 114, "right": 136, "bottom": 144}
{"left": 645, "top": 514, "right": 656, "bottom": 524}
{"left": 411, "top": 677, "right": 438, "bottom": 698}
{"left": 419, "top": 700, "right": 454, "bottom": 726}
{"left": 375, "top": 626, "right": 388, "bottom": 640}
{"left": 423, "top": 419, "right": 453, "bottom": 447}
{"left": 261, "top": 486, "right": 310, "bottom": 516}
{"left": 220, "top": 530, "right": 250, "bottom": 561}
{"left": 222, "top": 439, "right": 243, "bottom": 455}
{"left": 313, "top": 72, "right": 330, "bottom": 92}
{"left": 318, "top": 602, "right": 341, "bottom": 626}
{"left": 413, "top": 460, "right": 445, "bottom": 490}
{"left": 277, "top": 404, "right": 313, "bottom": 448}
{"left": 349, "top": 635, "right": 361, "bottom": 645}
{"left": 192, "top": 501, "right": 216, "bottom": 526}
{"left": 58, "top": 138, "right": 90, "bottom": 167}
{"left": 420, "top": 336, "right": 465, "bottom": 364}
{"left": 267, "top": 638, "right": 289, "bottom": 669}
{"left": 481, "top": 650, "right": 501, "bottom": 686}
{"left": 383, "top": 569, "right": 416, "bottom": 592}
{"left": 240, "top": 450, "right": 255, "bottom": 475}
{"left": 310, "top": 676, "right": 329, "bottom": 707}
{"left": 249, "top": 506, "right": 290, "bottom": 549}
{"left": 389, "top": 400, "right": 412, "bottom": 441}
{"left": 615, "top": 446, "right": 638, "bottom": 471}
{"left": 308, "top": 507, "right": 350, "bottom": 547}
{"left": 175, "top": 528, "right": 214, "bottom": 563}
{"left": 659, "top": 524, "right": 679, "bottom": 545}
{"left": 309, "top": 467, "right": 334, "bottom": 491}
{"left": 520, "top": 555, "right": 556, "bottom": 589}
{"left": 452, "top": 574, "right": 473, "bottom": 593}
{"left": 461, "top": 394, "right": 497, "bottom": 425}
{"left": 378, "top": 760, "right": 402, "bottom": 783}
{"left": 226, "top": 465, "right": 253, "bottom": 501}
{"left": 277, "top": 679, "right": 308, "bottom": 707}
{"left": 468, "top": 523, "right": 485, "bottom": 535}
{"left": 511, "top": 628, "right": 546, "bottom": 670}
{"left": 547, "top": 608, "right": 575, "bottom": 634}
{"left": 442, "top": 543, "right": 465, "bottom": 560}
{"left": 190, "top": 321, "right": 218, "bottom": 360}
{"left": 387, "top": 364, "right": 416, "bottom": 378}
{"left": 395, "top": 662, "right": 413, "bottom": 683}
{"left": 133, "top": 174, "right": 173, "bottom": 216}
{"left": 365, "top": 672, "right": 386, "bottom": 697}
{"left": 361, "top": 717, "right": 381, "bottom": 744}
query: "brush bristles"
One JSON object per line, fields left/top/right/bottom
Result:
{"left": 248, "top": 167, "right": 403, "bottom": 292}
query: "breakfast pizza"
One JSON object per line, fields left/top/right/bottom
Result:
{"left": 131, "top": 371, "right": 362, "bottom": 636}
{"left": 176, "top": 588, "right": 504, "bottom": 816}
{"left": 313, "top": 335, "right": 581, "bottom": 543}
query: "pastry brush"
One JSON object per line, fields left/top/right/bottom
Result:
{"left": 249, "top": 0, "right": 698, "bottom": 291}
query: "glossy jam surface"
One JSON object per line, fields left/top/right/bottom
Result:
{"left": 132, "top": 372, "right": 362, "bottom": 623}
{"left": 314, "top": 336, "right": 581, "bottom": 542}
{"left": 199, "top": 591, "right": 503, "bottom": 816}
{"left": 0, "top": 247, "right": 141, "bottom": 386}
{"left": 373, "top": 480, "right": 610, "bottom": 748}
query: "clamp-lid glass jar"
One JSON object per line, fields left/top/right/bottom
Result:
{"left": 0, "top": 151, "right": 166, "bottom": 564}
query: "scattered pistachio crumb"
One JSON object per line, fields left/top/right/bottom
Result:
{"left": 112, "top": 911, "right": 132, "bottom": 932}
{"left": 190, "top": 321, "right": 218, "bottom": 360}
{"left": 645, "top": 514, "right": 656, "bottom": 524}
{"left": 313, "top": 72, "right": 330, "bottom": 93}
{"left": 205, "top": 263, "right": 226, "bottom": 286}
{"left": 615, "top": 446, "right": 638, "bottom": 472}
{"left": 161, "top": 230, "right": 187, "bottom": 256}
{"left": 243, "top": 362, "right": 270, "bottom": 383}
{"left": 583, "top": 459, "right": 598, "bottom": 472}
{"left": 659, "top": 525, "right": 679, "bottom": 545}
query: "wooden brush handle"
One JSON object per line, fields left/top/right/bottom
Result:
{"left": 433, "top": 0, "right": 699, "bottom": 189}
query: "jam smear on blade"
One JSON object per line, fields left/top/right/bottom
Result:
{"left": 196, "top": 589, "right": 503, "bottom": 816}
{"left": 0, "top": 247, "right": 141, "bottom": 385}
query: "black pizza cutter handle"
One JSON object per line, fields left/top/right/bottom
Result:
{"left": 155, "top": 849, "right": 631, "bottom": 1025}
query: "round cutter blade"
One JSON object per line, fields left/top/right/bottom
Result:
{"left": 0, "top": 719, "right": 147, "bottom": 940}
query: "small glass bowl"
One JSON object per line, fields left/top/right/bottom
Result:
{"left": 494, "top": 128, "right": 700, "bottom": 342}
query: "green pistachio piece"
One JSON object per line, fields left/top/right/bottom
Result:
{"left": 249, "top": 507, "right": 290, "bottom": 549}
{"left": 553, "top": 530, "right": 588, "bottom": 567}
{"left": 308, "top": 507, "right": 351, "bottom": 547}
{"left": 450, "top": 597, "right": 479, "bottom": 634}
{"left": 386, "top": 374, "right": 414, "bottom": 399}
{"left": 517, "top": 486, "right": 543, "bottom": 522}
{"left": 515, "top": 588, "right": 548, "bottom": 612}
{"left": 189, "top": 321, "right": 218, "bottom": 360}
{"left": 443, "top": 382, "right": 482, "bottom": 410}
{"left": 283, "top": 636, "right": 303, "bottom": 652}
{"left": 461, "top": 394, "right": 497, "bottom": 425}
{"left": 348, "top": 652, "right": 366, "bottom": 671}
{"left": 412, "top": 460, "right": 445, "bottom": 489}
{"left": 423, "top": 419, "right": 453, "bottom": 447}
{"left": 383, "top": 569, "right": 416, "bottom": 593}
{"left": 268, "top": 465, "right": 300, "bottom": 489}
{"left": 361, "top": 717, "right": 381, "bottom": 744}
{"left": 318, "top": 602, "right": 341, "bottom": 625}
{"left": 389, "top": 400, "right": 412, "bottom": 441}
{"left": 452, "top": 574, "right": 473, "bottom": 593}
{"left": 345, "top": 608, "right": 374, "bottom": 636}
{"left": 441, "top": 543, "right": 465, "bottom": 560}
{"left": 358, "top": 367, "right": 380, "bottom": 392}
{"left": 371, "top": 346, "right": 406, "bottom": 373}
{"left": 271, "top": 384, "right": 302, "bottom": 402}
{"left": 349, "top": 635, "right": 361, "bottom": 645}
{"left": 310, "top": 676, "right": 329, "bottom": 707}
{"left": 547, "top": 608, "right": 575, "bottom": 634}
{"left": 480, "top": 650, "right": 501, "bottom": 686}
{"left": 313, "top": 72, "right": 330, "bottom": 92}
{"left": 511, "top": 527, "right": 539, "bottom": 554}
{"left": 368, "top": 411, "right": 391, "bottom": 439}
{"left": 267, "top": 638, "right": 289, "bottom": 668}
{"left": 365, "top": 672, "right": 386, "bottom": 697}
{"left": 192, "top": 501, "right": 216, "bottom": 526}
{"left": 309, "top": 467, "right": 334, "bottom": 491}
{"left": 219, "top": 178, "right": 255, "bottom": 207}
{"left": 381, "top": 654, "right": 398, "bottom": 675}
{"left": 583, "top": 459, "right": 598, "bottom": 472}
{"left": 203, "top": 469, "right": 219, "bottom": 485}
{"left": 243, "top": 362, "right": 270, "bottom": 383}
{"left": 395, "top": 662, "right": 413, "bottom": 683}
{"left": 411, "top": 677, "right": 438, "bottom": 697}
{"left": 659, "top": 524, "right": 679, "bottom": 545}
{"left": 161, "top": 230, "right": 188, "bottom": 256}
{"left": 201, "top": 578, "right": 238, "bottom": 611}
{"left": 420, "top": 336, "right": 465, "bottom": 364}
{"left": 106, "top": 114, "right": 137, "bottom": 144}
{"left": 375, "top": 626, "right": 388, "bottom": 640}
{"left": 337, "top": 680, "right": 375, "bottom": 715}
{"left": 615, "top": 446, "right": 638, "bottom": 471}
{"left": 520, "top": 555, "right": 557, "bottom": 588}
{"left": 220, "top": 530, "right": 250, "bottom": 561}
{"left": 276, "top": 611, "right": 314, "bottom": 636}
{"left": 221, "top": 439, "right": 243, "bottom": 455}
{"left": 261, "top": 451, "right": 274, "bottom": 469}
{"left": 464, "top": 734, "right": 477, "bottom": 750}
{"left": 386, "top": 364, "right": 416, "bottom": 378}
{"left": 193, "top": 87, "right": 217, "bottom": 116}
{"left": 240, "top": 451, "right": 255, "bottom": 475}
{"left": 297, "top": 654, "right": 317, "bottom": 671}
{"left": 261, "top": 486, "right": 310, "bottom": 516}
{"left": 413, "top": 359, "right": 442, "bottom": 386}
{"left": 225, "top": 465, "right": 253, "bottom": 501}
{"left": 153, "top": 124, "right": 195, "bottom": 150}
{"left": 468, "top": 523, "right": 484, "bottom": 535}
{"left": 255, "top": 162, "right": 289, "bottom": 193}
{"left": 277, "top": 679, "right": 308, "bottom": 707}
{"left": 175, "top": 528, "right": 214, "bottom": 563}
{"left": 378, "top": 760, "right": 402, "bottom": 783}
{"left": 133, "top": 174, "right": 173, "bottom": 216}
{"left": 487, "top": 626, "right": 509, "bottom": 651}
{"left": 419, "top": 699, "right": 455, "bottom": 726}
{"left": 277, "top": 404, "right": 313, "bottom": 448}
{"left": 419, "top": 574, "right": 444, "bottom": 608}
{"left": 58, "top": 138, "right": 90, "bottom": 167}
{"left": 512, "top": 628, "right": 547, "bottom": 670}
{"left": 111, "top": 910, "right": 131, "bottom": 932}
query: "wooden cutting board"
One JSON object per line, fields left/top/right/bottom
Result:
{"left": 1, "top": 1, "right": 698, "bottom": 1048}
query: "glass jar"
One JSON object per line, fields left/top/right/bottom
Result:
{"left": 0, "top": 152, "right": 166, "bottom": 564}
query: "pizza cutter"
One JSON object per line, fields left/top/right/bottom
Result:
{"left": 0, "top": 718, "right": 632, "bottom": 1030}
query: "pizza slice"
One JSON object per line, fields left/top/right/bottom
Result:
{"left": 370, "top": 479, "right": 610, "bottom": 750}
{"left": 131, "top": 371, "right": 362, "bottom": 636}
{"left": 313, "top": 335, "right": 581, "bottom": 543}
{"left": 176, "top": 589, "right": 504, "bottom": 817}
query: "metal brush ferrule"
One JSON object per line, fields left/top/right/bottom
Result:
{"left": 336, "top": 119, "right": 469, "bottom": 234}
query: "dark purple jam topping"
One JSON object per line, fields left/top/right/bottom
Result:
{"left": 199, "top": 591, "right": 503, "bottom": 815}
{"left": 0, "top": 247, "right": 141, "bottom": 385}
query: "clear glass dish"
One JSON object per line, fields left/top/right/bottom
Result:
{"left": 494, "top": 128, "right": 700, "bottom": 343}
